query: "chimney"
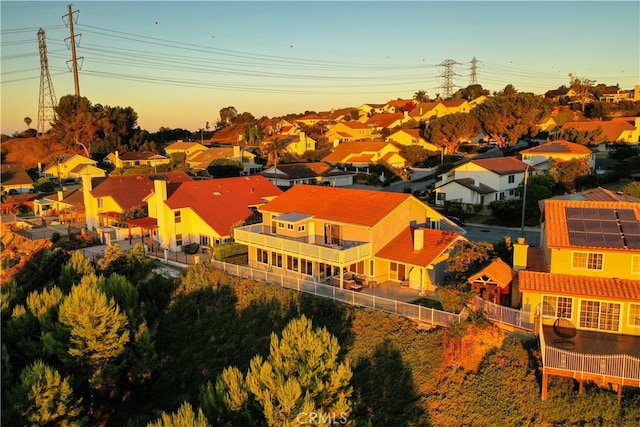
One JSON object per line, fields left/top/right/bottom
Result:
{"left": 233, "top": 145, "right": 241, "bottom": 158}
{"left": 57, "top": 190, "right": 64, "bottom": 201}
{"left": 513, "top": 237, "right": 529, "bottom": 271}
{"left": 413, "top": 228, "right": 424, "bottom": 251}
{"left": 153, "top": 178, "right": 168, "bottom": 202}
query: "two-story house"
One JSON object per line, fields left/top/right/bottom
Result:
{"left": 164, "top": 141, "right": 208, "bottom": 158}
{"left": 262, "top": 132, "right": 317, "bottom": 156}
{"left": 520, "top": 139, "right": 596, "bottom": 173}
{"left": 322, "top": 141, "right": 407, "bottom": 169}
{"left": 386, "top": 129, "right": 441, "bottom": 152}
{"left": 1, "top": 163, "right": 34, "bottom": 194}
{"left": 559, "top": 117, "right": 640, "bottom": 145}
{"left": 41, "top": 153, "right": 105, "bottom": 181}
{"left": 233, "top": 185, "right": 466, "bottom": 292}
{"left": 260, "top": 162, "right": 355, "bottom": 187}
{"left": 149, "top": 175, "right": 282, "bottom": 251}
{"left": 434, "top": 157, "right": 534, "bottom": 212}
{"left": 515, "top": 199, "right": 640, "bottom": 400}
{"left": 325, "top": 121, "right": 374, "bottom": 144}
{"left": 364, "top": 113, "right": 407, "bottom": 137}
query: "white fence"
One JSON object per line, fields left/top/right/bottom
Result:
{"left": 211, "top": 260, "right": 460, "bottom": 327}
{"left": 472, "top": 297, "right": 534, "bottom": 332}
{"left": 544, "top": 345, "right": 640, "bottom": 384}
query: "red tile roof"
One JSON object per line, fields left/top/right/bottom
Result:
{"left": 520, "top": 139, "right": 593, "bottom": 155}
{"left": 560, "top": 119, "right": 636, "bottom": 142}
{"left": 375, "top": 226, "right": 461, "bottom": 267}
{"left": 518, "top": 270, "right": 640, "bottom": 300}
{"left": 386, "top": 99, "right": 413, "bottom": 108}
{"left": 365, "top": 113, "right": 403, "bottom": 128}
{"left": 341, "top": 121, "right": 371, "bottom": 130}
{"left": 91, "top": 172, "right": 192, "bottom": 210}
{"left": 260, "top": 184, "right": 412, "bottom": 227}
{"left": 323, "top": 141, "right": 398, "bottom": 163}
{"left": 471, "top": 157, "right": 532, "bottom": 175}
{"left": 544, "top": 199, "right": 640, "bottom": 250}
{"left": 118, "top": 151, "right": 168, "bottom": 161}
{"left": 165, "top": 175, "right": 282, "bottom": 237}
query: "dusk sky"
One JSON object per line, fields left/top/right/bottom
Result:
{"left": 2, "top": 1, "right": 638, "bottom": 135}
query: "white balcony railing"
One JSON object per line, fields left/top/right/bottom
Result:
{"left": 234, "top": 224, "right": 372, "bottom": 265}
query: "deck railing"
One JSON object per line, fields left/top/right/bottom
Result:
{"left": 471, "top": 297, "right": 534, "bottom": 332}
{"left": 543, "top": 345, "right": 640, "bottom": 384}
{"left": 210, "top": 260, "right": 460, "bottom": 327}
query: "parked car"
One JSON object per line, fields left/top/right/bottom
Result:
{"left": 446, "top": 215, "right": 465, "bottom": 227}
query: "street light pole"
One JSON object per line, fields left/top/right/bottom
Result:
{"left": 520, "top": 164, "right": 530, "bottom": 238}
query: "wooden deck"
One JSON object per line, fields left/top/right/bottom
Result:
{"left": 540, "top": 325, "right": 640, "bottom": 400}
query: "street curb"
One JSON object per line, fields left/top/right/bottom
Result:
{"left": 465, "top": 222, "right": 541, "bottom": 233}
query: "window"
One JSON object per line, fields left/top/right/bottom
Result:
{"left": 257, "top": 248, "right": 268, "bottom": 264}
{"left": 499, "top": 192, "right": 505, "bottom": 201}
{"left": 579, "top": 300, "right": 620, "bottom": 332}
{"left": 298, "top": 225, "right": 306, "bottom": 232}
{"left": 542, "top": 296, "right": 573, "bottom": 318}
{"left": 508, "top": 175, "right": 515, "bottom": 183}
{"left": 175, "top": 233, "right": 183, "bottom": 247}
{"left": 572, "top": 252, "right": 603, "bottom": 271}
{"left": 480, "top": 195, "right": 485, "bottom": 204}
{"left": 437, "top": 192, "right": 446, "bottom": 201}
{"left": 174, "top": 210, "right": 182, "bottom": 224}
{"left": 629, "top": 304, "right": 640, "bottom": 327}
{"left": 632, "top": 255, "right": 640, "bottom": 275}
{"left": 278, "top": 222, "right": 285, "bottom": 228}
{"left": 287, "top": 223, "right": 294, "bottom": 230}
{"left": 96, "top": 198, "right": 104, "bottom": 209}
{"left": 199, "top": 235, "right": 210, "bottom": 246}
{"left": 509, "top": 189, "right": 515, "bottom": 196}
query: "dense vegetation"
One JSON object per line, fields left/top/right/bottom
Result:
{"left": 2, "top": 246, "right": 639, "bottom": 426}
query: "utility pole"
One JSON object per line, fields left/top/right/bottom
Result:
{"left": 37, "top": 28, "right": 57, "bottom": 137}
{"left": 63, "top": 4, "right": 82, "bottom": 96}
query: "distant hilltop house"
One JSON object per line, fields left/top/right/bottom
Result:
{"left": 322, "top": 140, "right": 407, "bottom": 169}
{"left": 387, "top": 128, "right": 441, "bottom": 152}
{"left": 560, "top": 117, "right": 640, "bottom": 146}
{"left": 262, "top": 132, "right": 317, "bottom": 156}
{"left": 163, "top": 141, "right": 208, "bottom": 157}
{"left": 434, "top": 157, "right": 534, "bottom": 212}
{"left": 599, "top": 85, "right": 640, "bottom": 103}
{"left": 520, "top": 139, "right": 596, "bottom": 172}
{"left": 325, "top": 121, "right": 374, "bottom": 144}
{"left": 40, "top": 153, "right": 105, "bottom": 181}
{"left": 260, "top": 162, "right": 356, "bottom": 187}
{"left": 186, "top": 145, "right": 262, "bottom": 175}
{"left": 364, "top": 113, "right": 409, "bottom": 137}
{"left": 103, "top": 151, "right": 170, "bottom": 169}
{"left": 1, "top": 163, "right": 34, "bottom": 194}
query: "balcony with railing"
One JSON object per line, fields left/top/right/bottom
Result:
{"left": 234, "top": 224, "right": 372, "bottom": 265}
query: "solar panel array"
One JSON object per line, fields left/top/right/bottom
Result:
{"left": 565, "top": 207, "right": 640, "bottom": 249}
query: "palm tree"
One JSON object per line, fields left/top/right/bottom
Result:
{"left": 413, "top": 90, "right": 428, "bottom": 103}
{"left": 24, "top": 117, "right": 32, "bottom": 129}
{"left": 263, "top": 138, "right": 286, "bottom": 168}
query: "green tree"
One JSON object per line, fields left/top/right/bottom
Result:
{"left": 554, "top": 127, "right": 606, "bottom": 146}
{"left": 217, "top": 315, "right": 353, "bottom": 426}
{"left": 7, "top": 360, "right": 83, "bottom": 426}
{"left": 472, "top": 93, "right": 550, "bottom": 147}
{"left": 26, "top": 286, "right": 63, "bottom": 323}
{"left": 445, "top": 240, "right": 494, "bottom": 284}
{"left": 59, "top": 250, "right": 96, "bottom": 292}
{"left": 568, "top": 74, "right": 596, "bottom": 112}
{"left": 425, "top": 113, "right": 481, "bottom": 155}
{"left": 147, "top": 401, "right": 209, "bottom": 427}
{"left": 57, "top": 274, "right": 130, "bottom": 389}
{"left": 548, "top": 158, "right": 591, "bottom": 192}
{"left": 207, "top": 158, "right": 243, "bottom": 178}
{"left": 34, "top": 177, "right": 55, "bottom": 193}
{"left": 498, "top": 84, "right": 518, "bottom": 96}
{"left": 219, "top": 106, "right": 238, "bottom": 126}
{"left": 243, "top": 124, "right": 265, "bottom": 146}
{"left": 262, "top": 138, "right": 287, "bottom": 168}
{"left": 50, "top": 95, "right": 100, "bottom": 157}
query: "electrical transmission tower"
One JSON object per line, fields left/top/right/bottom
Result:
{"left": 437, "top": 59, "right": 461, "bottom": 99}
{"left": 469, "top": 56, "right": 479, "bottom": 85}
{"left": 37, "top": 28, "right": 57, "bottom": 137}
{"left": 62, "top": 4, "right": 82, "bottom": 96}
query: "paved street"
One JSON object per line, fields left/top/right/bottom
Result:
{"left": 462, "top": 224, "right": 541, "bottom": 247}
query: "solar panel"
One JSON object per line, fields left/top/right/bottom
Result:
{"left": 567, "top": 219, "right": 619, "bottom": 234}
{"left": 569, "top": 231, "right": 624, "bottom": 248}
{"left": 621, "top": 221, "right": 640, "bottom": 236}
{"left": 625, "top": 235, "right": 640, "bottom": 249}
{"left": 617, "top": 209, "right": 637, "bottom": 221}
{"left": 568, "top": 232, "right": 589, "bottom": 246}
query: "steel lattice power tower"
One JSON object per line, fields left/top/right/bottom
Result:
{"left": 437, "top": 59, "right": 461, "bottom": 99}
{"left": 469, "top": 56, "right": 479, "bottom": 85}
{"left": 37, "top": 28, "right": 57, "bottom": 137}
